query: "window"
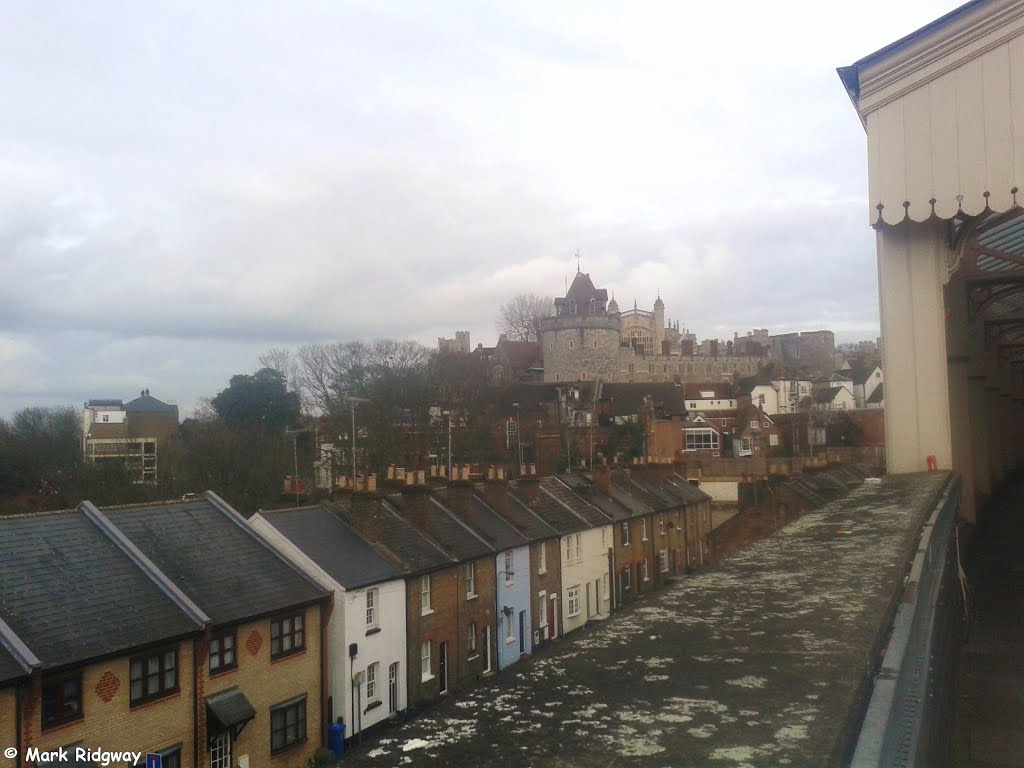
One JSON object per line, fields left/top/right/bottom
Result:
{"left": 209, "top": 629, "right": 236, "bottom": 674}
{"left": 153, "top": 747, "right": 181, "bottom": 768}
{"left": 567, "top": 587, "right": 581, "bottom": 617}
{"left": 130, "top": 648, "right": 178, "bottom": 704}
{"left": 642, "top": 518, "right": 648, "bottom": 541}
{"left": 366, "top": 589, "right": 378, "bottom": 628}
{"left": 366, "top": 662, "right": 379, "bottom": 702}
{"left": 505, "top": 418, "right": 518, "bottom": 450}
{"left": 642, "top": 558, "right": 650, "bottom": 581}
{"left": 504, "top": 552, "right": 514, "bottom": 584}
{"left": 270, "top": 696, "right": 307, "bottom": 753}
{"left": 621, "top": 521, "right": 630, "bottom": 545}
{"left": 740, "top": 438, "right": 752, "bottom": 454}
{"left": 421, "top": 641, "right": 432, "bottom": 680}
{"left": 421, "top": 574, "right": 432, "bottom": 614}
{"left": 623, "top": 566, "right": 632, "bottom": 592}
{"left": 602, "top": 573, "right": 609, "bottom": 600}
{"left": 210, "top": 732, "right": 230, "bottom": 768}
{"left": 659, "top": 549, "right": 669, "bottom": 573}
{"left": 659, "top": 515, "right": 666, "bottom": 535}
{"left": 538, "top": 542, "right": 547, "bottom": 574}
{"left": 468, "top": 623, "right": 477, "bottom": 656}
{"left": 565, "top": 536, "right": 572, "bottom": 560}
{"left": 270, "top": 613, "right": 305, "bottom": 659}
{"left": 41, "top": 671, "right": 82, "bottom": 728}
{"left": 685, "top": 428, "right": 719, "bottom": 451}
{"left": 465, "top": 563, "right": 476, "bottom": 597}
{"left": 505, "top": 611, "right": 514, "bottom": 642}
{"left": 769, "top": 433, "right": 779, "bottom": 446}
{"left": 483, "top": 627, "right": 492, "bottom": 673}
{"left": 574, "top": 534, "right": 582, "bottom": 559}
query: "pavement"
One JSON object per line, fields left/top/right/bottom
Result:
{"left": 341, "top": 473, "right": 947, "bottom": 768}
{"left": 953, "top": 474, "right": 1024, "bottom": 767}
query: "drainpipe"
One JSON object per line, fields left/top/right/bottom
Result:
{"left": 192, "top": 636, "right": 200, "bottom": 768}
{"left": 15, "top": 682, "right": 22, "bottom": 768}
{"left": 607, "top": 547, "right": 616, "bottom": 611}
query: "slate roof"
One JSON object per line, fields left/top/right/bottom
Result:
{"left": 561, "top": 271, "right": 608, "bottom": 303}
{"left": 432, "top": 489, "right": 528, "bottom": 552}
{"left": 86, "top": 399, "right": 123, "bottom": 407}
{"left": 338, "top": 498, "right": 454, "bottom": 576}
{"left": 681, "top": 383, "right": 734, "bottom": 400}
{"left": 600, "top": 383, "right": 686, "bottom": 417}
{"left": 509, "top": 482, "right": 587, "bottom": 535}
{"left": 384, "top": 493, "right": 493, "bottom": 563}
{"left": 539, "top": 477, "right": 611, "bottom": 527}
{"left": 0, "top": 643, "right": 28, "bottom": 686}
{"left": 486, "top": 489, "right": 559, "bottom": 542}
{"left": 0, "top": 510, "right": 202, "bottom": 670}
{"left": 257, "top": 505, "right": 403, "bottom": 590}
{"left": 489, "top": 382, "right": 595, "bottom": 419}
{"left": 666, "top": 475, "right": 714, "bottom": 505}
{"left": 124, "top": 393, "right": 178, "bottom": 414}
{"left": 602, "top": 477, "right": 658, "bottom": 517}
{"left": 558, "top": 474, "right": 632, "bottom": 521}
{"left": 102, "top": 496, "right": 327, "bottom": 626}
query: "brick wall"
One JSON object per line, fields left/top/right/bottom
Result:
{"left": 530, "top": 540, "right": 562, "bottom": 646}
{"left": 21, "top": 640, "right": 196, "bottom": 768}
{"left": 405, "top": 567, "right": 455, "bottom": 709}
{"left": 614, "top": 516, "right": 659, "bottom": 603}
{"left": 198, "top": 607, "right": 324, "bottom": 768}
{"left": 456, "top": 556, "right": 496, "bottom": 686}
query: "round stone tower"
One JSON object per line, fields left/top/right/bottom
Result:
{"left": 540, "top": 271, "right": 621, "bottom": 382}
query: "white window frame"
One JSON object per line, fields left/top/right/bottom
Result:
{"left": 641, "top": 518, "right": 648, "bottom": 541}
{"left": 504, "top": 551, "right": 514, "bottom": 585}
{"left": 467, "top": 622, "right": 477, "bottom": 657}
{"left": 621, "top": 521, "right": 630, "bottom": 545}
{"left": 565, "top": 536, "right": 572, "bottom": 561}
{"left": 483, "top": 626, "right": 492, "bottom": 673}
{"left": 210, "top": 731, "right": 231, "bottom": 768}
{"left": 465, "top": 562, "right": 476, "bottom": 598}
{"left": 642, "top": 558, "right": 650, "bottom": 582}
{"left": 659, "top": 549, "right": 669, "bottom": 573}
{"left": 567, "top": 587, "right": 581, "bottom": 617}
{"left": 574, "top": 533, "right": 582, "bottom": 559}
{"left": 538, "top": 542, "right": 546, "bottom": 574}
{"left": 505, "top": 611, "right": 514, "bottom": 643}
{"left": 366, "top": 588, "right": 378, "bottom": 629}
{"left": 623, "top": 566, "right": 632, "bottom": 592}
{"left": 659, "top": 515, "right": 666, "bottom": 535}
{"left": 421, "top": 574, "right": 432, "bottom": 615}
{"left": 538, "top": 591, "right": 548, "bottom": 628}
{"left": 420, "top": 641, "right": 432, "bottom": 681}
{"left": 602, "top": 573, "right": 609, "bottom": 601}
{"left": 366, "top": 661, "right": 379, "bottom": 702}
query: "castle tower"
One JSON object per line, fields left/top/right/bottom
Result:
{"left": 540, "top": 272, "right": 620, "bottom": 382}
{"left": 653, "top": 293, "right": 665, "bottom": 352}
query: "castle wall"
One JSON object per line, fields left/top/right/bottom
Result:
{"left": 540, "top": 315, "right": 621, "bottom": 382}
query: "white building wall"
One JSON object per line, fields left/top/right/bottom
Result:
{"left": 249, "top": 516, "right": 408, "bottom": 734}
{"left": 560, "top": 526, "right": 612, "bottom": 635}
{"left": 697, "top": 481, "right": 739, "bottom": 502}
{"left": 748, "top": 385, "right": 779, "bottom": 415}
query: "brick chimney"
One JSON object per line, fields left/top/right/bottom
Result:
{"left": 351, "top": 474, "right": 382, "bottom": 542}
{"left": 515, "top": 463, "right": 540, "bottom": 503}
{"left": 400, "top": 469, "right": 432, "bottom": 534}
{"left": 446, "top": 464, "right": 476, "bottom": 526}
{"left": 427, "top": 464, "right": 448, "bottom": 488}
{"left": 593, "top": 464, "right": 612, "bottom": 495}
{"left": 482, "top": 465, "right": 510, "bottom": 518}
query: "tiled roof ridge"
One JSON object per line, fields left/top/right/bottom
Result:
{"left": 472, "top": 492, "right": 529, "bottom": 544}
{"left": 0, "top": 615, "right": 41, "bottom": 675}
{"left": 549, "top": 476, "right": 611, "bottom": 521}
{"left": 203, "top": 491, "right": 331, "bottom": 599}
{"left": 79, "top": 501, "right": 210, "bottom": 628}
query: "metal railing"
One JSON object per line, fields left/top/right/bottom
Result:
{"left": 850, "top": 474, "right": 963, "bottom": 767}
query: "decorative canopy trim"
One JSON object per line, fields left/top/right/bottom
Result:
{"left": 871, "top": 189, "right": 1022, "bottom": 228}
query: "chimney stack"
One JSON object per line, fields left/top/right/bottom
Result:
{"left": 351, "top": 473, "right": 382, "bottom": 542}
{"left": 482, "top": 464, "right": 510, "bottom": 517}
{"left": 400, "top": 469, "right": 432, "bottom": 534}
{"left": 446, "top": 463, "right": 476, "bottom": 525}
{"left": 594, "top": 464, "right": 612, "bottom": 495}
{"left": 515, "top": 463, "right": 540, "bottom": 503}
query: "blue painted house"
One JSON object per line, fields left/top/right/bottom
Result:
{"left": 436, "top": 471, "right": 533, "bottom": 671}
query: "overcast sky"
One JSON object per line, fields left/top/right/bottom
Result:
{"left": 0, "top": 0, "right": 962, "bottom": 417}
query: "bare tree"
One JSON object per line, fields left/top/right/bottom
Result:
{"left": 496, "top": 294, "right": 553, "bottom": 342}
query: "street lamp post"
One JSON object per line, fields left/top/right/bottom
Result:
{"left": 513, "top": 403, "right": 523, "bottom": 471}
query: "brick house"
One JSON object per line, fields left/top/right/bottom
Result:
{"left": 732, "top": 403, "right": 783, "bottom": 458}
{"left": 102, "top": 493, "right": 330, "bottom": 768}
{"left": 0, "top": 507, "right": 205, "bottom": 768}
{"left": 628, "top": 465, "right": 714, "bottom": 573}
{"left": 249, "top": 504, "right": 407, "bottom": 741}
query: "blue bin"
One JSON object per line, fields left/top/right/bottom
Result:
{"left": 328, "top": 721, "right": 346, "bottom": 757}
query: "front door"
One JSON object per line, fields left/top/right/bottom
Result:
{"left": 519, "top": 610, "right": 526, "bottom": 654}
{"left": 388, "top": 662, "right": 399, "bottom": 713}
{"left": 483, "top": 626, "right": 492, "bottom": 672}
{"left": 210, "top": 732, "right": 231, "bottom": 768}
{"left": 586, "top": 582, "right": 592, "bottom": 618}
{"left": 439, "top": 641, "right": 448, "bottom": 693}
{"left": 550, "top": 596, "right": 559, "bottom": 638}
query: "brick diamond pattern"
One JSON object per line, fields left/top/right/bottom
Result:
{"left": 95, "top": 671, "right": 120, "bottom": 702}
{"left": 246, "top": 628, "right": 263, "bottom": 657}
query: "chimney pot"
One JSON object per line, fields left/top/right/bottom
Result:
{"left": 367, "top": 474, "right": 377, "bottom": 492}
{"left": 496, "top": 467, "right": 505, "bottom": 480}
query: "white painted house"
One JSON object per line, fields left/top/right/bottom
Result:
{"left": 743, "top": 384, "right": 780, "bottom": 415}
{"left": 250, "top": 505, "right": 408, "bottom": 737}
{"left": 850, "top": 365, "right": 884, "bottom": 409}
{"left": 771, "top": 379, "right": 813, "bottom": 413}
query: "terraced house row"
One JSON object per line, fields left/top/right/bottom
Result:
{"left": 0, "top": 464, "right": 712, "bottom": 766}
{"left": 251, "top": 463, "right": 712, "bottom": 741}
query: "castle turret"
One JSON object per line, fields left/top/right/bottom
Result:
{"left": 653, "top": 293, "right": 665, "bottom": 350}
{"left": 541, "top": 272, "right": 619, "bottom": 382}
